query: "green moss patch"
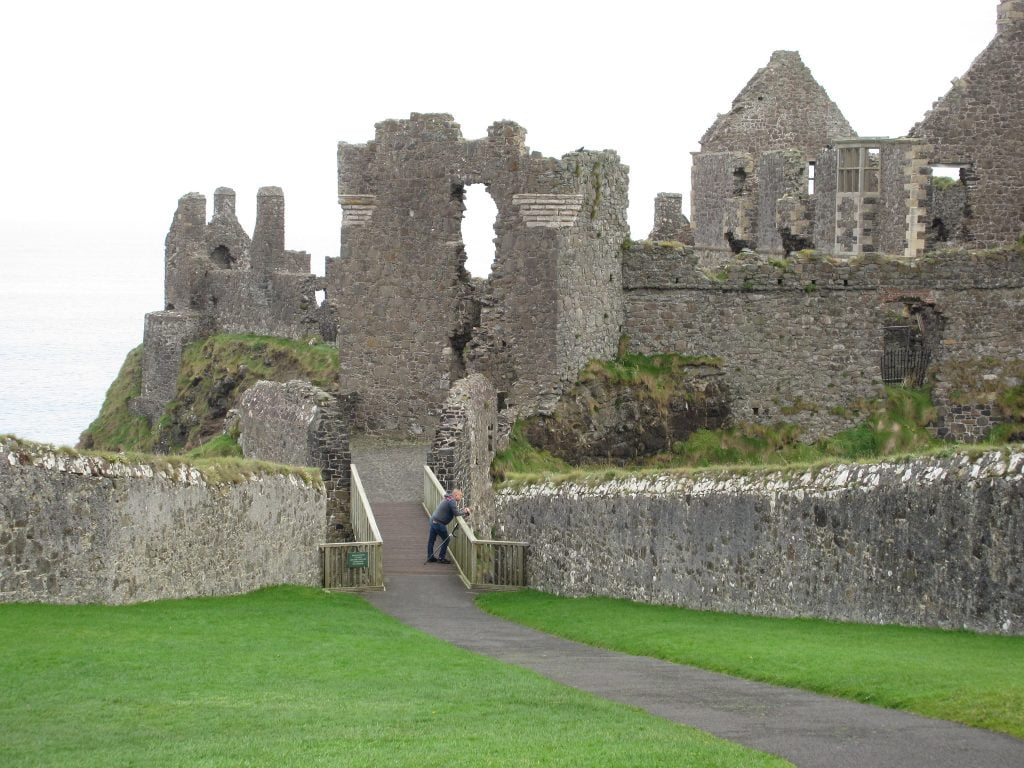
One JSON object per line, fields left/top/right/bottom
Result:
{"left": 496, "top": 386, "right": 947, "bottom": 484}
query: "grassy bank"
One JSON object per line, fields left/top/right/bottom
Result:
{"left": 492, "top": 385, "right": 1013, "bottom": 486}
{"left": 0, "top": 587, "right": 789, "bottom": 768}
{"left": 79, "top": 334, "right": 339, "bottom": 454}
{"left": 477, "top": 591, "right": 1024, "bottom": 739}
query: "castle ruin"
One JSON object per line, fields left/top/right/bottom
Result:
{"left": 134, "top": 0, "right": 1024, "bottom": 459}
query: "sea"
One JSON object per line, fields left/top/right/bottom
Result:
{"left": 0, "top": 223, "right": 164, "bottom": 448}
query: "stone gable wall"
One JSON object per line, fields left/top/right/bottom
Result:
{"left": 911, "top": 15, "right": 1024, "bottom": 249}
{"left": 496, "top": 450, "right": 1024, "bottom": 635}
{"left": 0, "top": 439, "right": 325, "bottom": 604}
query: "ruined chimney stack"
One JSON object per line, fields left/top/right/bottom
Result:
{"left": 213, "top": 187, "right": 236, "bottom": 218}
{"left": 998, "top": 0, "right": 1024, "bottom": 32}
{"left": 250, "top": 186, "right": 285, "bottom": 274}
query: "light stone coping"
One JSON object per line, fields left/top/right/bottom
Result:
{"left": 340, "top": 194, "right": 377, "bottom": 227}
{"left": 513, "top": 193, "right": 584, "bottom": 229}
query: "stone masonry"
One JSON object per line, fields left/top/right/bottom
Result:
{"left": 134, "top": 187, "right": 329, "bottom": 422}
{"left": 648, "top": 192, "right": 694, "bottom": 245}
{"left": 497, "top": 449, "right": 1024, "bottom": 635}
{"left": 623, "top": 243, "right": 1024, "bottom": 440}
{"left": 0, "top": 438, "right": 324, "bottom": 604}
{"left": 236, "top": 380, "right": 352, "bottom": 540}
{"left": 910, "top": 1, "right": 1024, "bottom": 249}
{"left": 692, "top": 50, "right": 855, "bottom": 257}
{"left": 129, "top": 2, "right": 1023, "bottom": 459}
{"left": 329, "top": 114, "right": 628, "bottom": 437}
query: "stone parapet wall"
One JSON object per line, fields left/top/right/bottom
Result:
{"left": 496, "top": 450, "right": 1024, "bottom": 635}
{"left": 623, "top": 245, "right": 1024, "bottom": 292}
{"left": 0, "top": 439, "right": 325, "bottom": 605}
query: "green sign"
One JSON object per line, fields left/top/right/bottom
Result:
{"left": 347, "top": 551, "right": 369, "bottom": 569}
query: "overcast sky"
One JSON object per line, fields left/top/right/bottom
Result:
{"left": 0, "top": 1, "right": 998, "bottom": 276}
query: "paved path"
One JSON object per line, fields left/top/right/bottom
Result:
{"left": 363, "top": 499, "right": 1024, "bottom": 768}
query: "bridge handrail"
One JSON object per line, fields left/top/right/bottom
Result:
{"left": 321, "top": 464, "right": 384, "bottom": 591}
{"left": 422, "top": 465, "right": 527, "bottom": 590}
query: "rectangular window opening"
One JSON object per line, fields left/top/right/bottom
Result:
{"left": 930, "top": 165, "right": 967, "bottom": 190}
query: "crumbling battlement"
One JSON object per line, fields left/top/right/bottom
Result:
{"left": 135, "top": 187, "right": 330, "bottom": 421}
{"left": 329, "top": 113, "right": 628, "bottom": 436}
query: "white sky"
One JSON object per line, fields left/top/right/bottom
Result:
{"left": 0, "top": 0, "right": 998, "bottom": 276}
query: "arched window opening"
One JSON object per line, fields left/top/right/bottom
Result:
{"left": 210, "top": 245, "right": 235, "bottom": 269}
{"left": 461, "top": 184, "right": 498, "bottom": 279}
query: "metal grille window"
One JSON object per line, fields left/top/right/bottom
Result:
{"left": 881, "top": 326, "right": 929, "bottom": 387}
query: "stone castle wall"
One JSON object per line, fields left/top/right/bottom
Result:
{"left": 623, "top": 245, "right": 1024, "bottom": 440}
{"left": 137, "top": 187, "right": 326, "bottom": 422}
{"left": 0, "top": 439, "right": 325, "bottom": 604}
{"left": 496, "top": 449, "right": 1024, "bottom": 635}
{"left": 911, "top": 9, "right": 1024, "bottom": 249}
{"left": 237, "top": 380, "right": 352, "bottom": 540}
{"left": 329, "top": 114, "right": 627, "bottom": 436}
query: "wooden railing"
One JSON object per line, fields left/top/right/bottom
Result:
{"left": 322, "top": 465, "right": 384, "bottom": 591}
{"left": 422, "top": 465, "right": 528, "bottom": 590}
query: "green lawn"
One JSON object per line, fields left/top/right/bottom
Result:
{"left": 477, "top": 591, "right": 1024, "bottom": 740}
{"left": 0, "top": 586, "right": 789, "bottom": 768}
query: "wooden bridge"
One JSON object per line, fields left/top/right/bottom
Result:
{"left": 322, "top": 463, "right": 527, "bottom": 592}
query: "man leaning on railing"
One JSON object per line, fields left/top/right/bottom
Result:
{"left": 426, "top": 488, "right": 471, "bottom": 564}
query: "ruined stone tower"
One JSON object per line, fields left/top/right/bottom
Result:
{"left": 135, "top": 187, "right": 326, "bottom": 421}
{"left": 328, "top": 113, "right": 628, "bottom": 436}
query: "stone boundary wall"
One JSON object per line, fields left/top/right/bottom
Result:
{"left": 0, "top": 439, "right": 325, "bottom": 604}
{"left": 496, "top": 450, "right": 1024, "bottom": 635}
{"left": 427, "top": 374, "right": 498, "bottom": 532}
